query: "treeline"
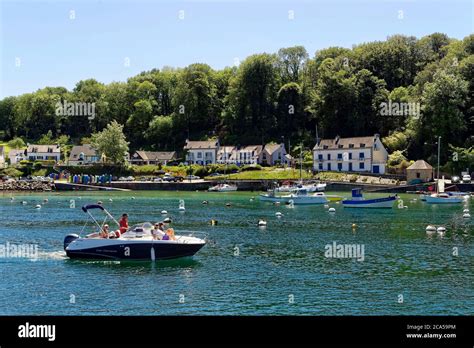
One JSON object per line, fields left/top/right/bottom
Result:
{"left": 0, "top": 33, "right": 472, "bottom": 166}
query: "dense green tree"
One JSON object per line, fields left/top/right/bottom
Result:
{"left": 420, "top": 70, "right": 468, "bottom": 162}
{"left": 91, "top": 120, "right": 129, "bottom": 165}
{"left": 277, "top": 46, "right": 308, "bottom": 83}
{"left": 225, "top": 54, "right": 279, "bottom": 144}
{"left": 146, "top": 115, "right": 174, "bottom": 150}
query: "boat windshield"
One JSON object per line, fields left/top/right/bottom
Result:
{"left": 125, "top": 223, "right": 154, "bottom": 235}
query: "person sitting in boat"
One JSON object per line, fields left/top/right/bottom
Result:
{"left": 152, "top": 222, "right": 165, "bottom": 240}
{"left": 162, "top": 228, "right": 176, "bottom": 241}
{"left": 100, "top": 224, "right": 110, "bottom": 238}
{"left": 119, "top": 213, "right": 129, "bottom": 233}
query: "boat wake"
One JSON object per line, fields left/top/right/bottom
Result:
{"left": 34, "top": 250, "right": 67, "bottom": 260}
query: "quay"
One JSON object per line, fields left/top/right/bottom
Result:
{"left": 52, "top": 180, "right": 474, "bottom": 193}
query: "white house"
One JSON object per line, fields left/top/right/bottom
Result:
{"left": 68, "top": 145, "right": 100, "bottom": 166}
{"left": 262, "top": 143, "right": 288, "bottom": 166}
{"left": 237, "top": 145, "right": 264, "bottom": 165}
{"left": 184, "top": 139, "right": 220, "bottom": 165}
{"left": 313, "top": 134, "right": 388, "bottom": 174}
{"left": 8, "top": 149, "right": 27, "bottom": 165}
{"left": 27, "top": 144, "right": 61, "bottom": 162}
{"left": 217, "top": 146, "right": 237, "bottom": 164}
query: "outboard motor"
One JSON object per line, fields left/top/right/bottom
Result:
{"left": 64, "top": 234, "right": 79, "bottom": 250}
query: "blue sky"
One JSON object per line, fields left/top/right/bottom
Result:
{"left": 1, "top": 0, "right": 472, "bottom": 98}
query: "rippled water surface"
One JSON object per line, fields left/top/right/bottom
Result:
{"left": 0, "top": 191, "right": 472, "bottom": 315}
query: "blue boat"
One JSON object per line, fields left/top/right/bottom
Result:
{"left": 342, "top": 188, "right": 396, "bottom": 208}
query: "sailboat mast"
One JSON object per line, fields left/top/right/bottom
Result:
{"left": 299, "top": 142, "right": 303, "bottom": 183}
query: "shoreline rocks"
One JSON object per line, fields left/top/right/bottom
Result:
{"left": 0, "top": 180, "right": 55, "bottom": 191}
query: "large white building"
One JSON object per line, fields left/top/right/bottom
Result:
{"left": 27, "top": 144, "right": 61, "bottom": 162}
{"left": 184, "top": 139, "right": 220, "bottom": 165}
{"left": 313, "top": 134, "right": 388, "bottom": 174}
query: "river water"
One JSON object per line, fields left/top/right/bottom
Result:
{"left": 0, "top": 191, "right": 472, "bottom": 315}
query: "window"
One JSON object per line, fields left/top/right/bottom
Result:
{"left": 337, "top": 153, "right": 342, "bottom": 160}
{"left": 349, "top": 144, "right": 354, "bottom": 149}
{"left": 374, "top": 143, "right": 378, "bottom": 150}
{"left": 318, "top": 154, "right": 323, "bottom": 160}
{"left": 338, "top": 163, "right": 342, "bottom": 171}
{"left": 319, "top": 163, "right": 323, "bottom": 170}
{"left": 349, "top": 163, "right": 353, "bottom": 171}
{"left": 359, "top": 162, "right": 365, "bottom": 169}
{"left": 416, "top": 173, "right": 420, "bottom": 178}
{"left": 360, "top": 144, "right": 366, "bottom": 148}
{"left": 349, "top": 153, "right": 352, "bottom": 160}
{"left": 197, "top": 152, "right": 202, "bottom": 159}
{"left": 359, "top": 152, "right": 364, "bottom": 159}
{"left": 327, "top": 163, "right": 331, "bottom": 171}
{"left": 327, "top": 154, "right": 331, "bottom": 160}
{"left": 323, "top": 145, "right": 328, "bottom": 149}
{"left": 338, "top": 145, "right": 343, "bottom": 149}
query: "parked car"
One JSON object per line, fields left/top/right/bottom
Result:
{"left": 185, "top": 175, "right": 200, "bottom": 180}
{"left": 153, "top": 177, "right": 162, "bottom": 182}
{"left": 451, "top": 175, "right": 460, "bottom": 183}
{"left": 462, "top": 174, "right": 471, "bottom": 183}
{"left": 163, "top": 175, "right": 184, "bottom": 182}
{"left": 208, "top": 172, "right": 222, "bottom": 177}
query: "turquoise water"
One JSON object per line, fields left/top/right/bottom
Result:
{"left": 0, "top": 191, "right": 472, "bottom": 315}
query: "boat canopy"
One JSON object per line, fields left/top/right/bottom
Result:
{"left": 351, "top": 188, "right": 363, "bottom": 198}
{"left": 81, "top": 204, "right": 105, "bottom": 212}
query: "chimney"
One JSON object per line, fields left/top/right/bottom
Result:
{"left": 335, "top": 135, "right": 340, "bottom": 144}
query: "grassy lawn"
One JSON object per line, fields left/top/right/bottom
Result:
{"left": 205, "top": 167, "right": 314, "bottom": 180}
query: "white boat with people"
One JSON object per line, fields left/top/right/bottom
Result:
{"left": 208, "top": 183, "right": 238, "bottom": 192}
{"left": 342, "top": 188, "right": 396, "bottom": 208}
{"left": 63, "top": 204, "right": 206, "bottom": 261}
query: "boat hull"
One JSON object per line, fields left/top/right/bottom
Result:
{"left": 425, "top": 196, "right": 462, "bottom": 204}
{"left": 259, "top": 194, "right": 328, "bottom": 205}
{"left": 66, "top": 238, "right": 205, "bottom": 261}
{"left": 342, "top": 196, "right": 396, "bottom": 208}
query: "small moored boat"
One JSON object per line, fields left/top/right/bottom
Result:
{"left": 259, "top": 188, "right": 328, "bottom": 205}
{"left": 342, "top": 188, "right": 396, "bottom": 208}
{"left": 208, "top": 183, "right": 238, "bottom": 192}
{"left": 424, "top": 193, "right": 462, "bottom": 204}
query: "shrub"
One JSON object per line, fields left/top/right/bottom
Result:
{"left": 33, "top": 162, "right": 43, "bottom": 171}
{"left": 241, "top": 164, "right": 262, "bottom": 171}
{"left": 1, "top": 167, "right": 23, "bottom": 177}
{"left": 193, "top": 166, "right": 209, "bottom": 178}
